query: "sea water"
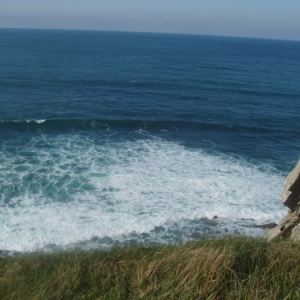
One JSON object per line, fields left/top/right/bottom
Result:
{"left": 0, "top": 29, "right": 299, "bottom": 253}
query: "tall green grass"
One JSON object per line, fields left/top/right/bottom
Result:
{"left": 1, "top": 237, "right": 300, "bottom": 299}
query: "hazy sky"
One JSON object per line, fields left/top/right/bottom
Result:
{"left": 1, "top": 1, "right": 300, "bottom": 40}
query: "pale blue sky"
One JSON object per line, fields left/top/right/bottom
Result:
{"left": 1, "top": 1, "right": 300, "bottom": 40}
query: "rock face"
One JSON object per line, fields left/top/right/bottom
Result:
{"left": 267, "top": 160, "right": 300, "bottom": 241}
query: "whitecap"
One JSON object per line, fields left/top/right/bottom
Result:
{"left": 0, "top": 134, "right": 287, "bottom": 252}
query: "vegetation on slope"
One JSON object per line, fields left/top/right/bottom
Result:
{"left": 1, "top": 237, "right": 300, "bottom": 299}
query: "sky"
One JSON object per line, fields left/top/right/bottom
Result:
{"left": 1, "top": 0, "right": 300, "bottom": 41}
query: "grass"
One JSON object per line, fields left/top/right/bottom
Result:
{"left": 1, "top": 236, "right": 300, "bottom": 299}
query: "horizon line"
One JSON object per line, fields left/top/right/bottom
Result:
{"left": 1, "top": 26, "right": 300, "bottom": 43}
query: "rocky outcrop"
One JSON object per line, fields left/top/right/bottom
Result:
{"left": 267, "top": 160, "right": 300, "bottom": 241}
{"left": 253, "top": 223, "right": 277, "bottom": 229}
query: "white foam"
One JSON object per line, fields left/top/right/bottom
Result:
{"left": 26, "top": 119, "right": 46, "bottom": 124}
{"left": 0, "top": 134, "right": 286, "bottom": 252}
{"left": 36, "top": 119, "right": 46, "bottom": 124}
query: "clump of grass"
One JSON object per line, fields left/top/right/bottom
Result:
{"left": 1, "top": 236, "right": 300, "bottom": 299}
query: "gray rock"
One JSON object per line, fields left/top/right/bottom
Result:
{"left": 252, "top": 222, "right": 277, "bottom": 229}
{"left": 267, "top": 226, "right": 282, "bottom": 241}
{"left": 282, "top": 160, "right": 300, "bottom": 211}
{"left": 268, "top": 160, "right": 300, "bottom": 241}
{"left": 291, "top": 224, "right": 300, "bottom": 241}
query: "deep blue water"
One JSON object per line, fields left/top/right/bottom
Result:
{"left": 0, "top": 29, "right": 299, "bottom": 253}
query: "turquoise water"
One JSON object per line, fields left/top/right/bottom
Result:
{"left": 0, "top": 29, "right": 299, "bottom": 253}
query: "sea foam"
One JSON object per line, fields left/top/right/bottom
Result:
{"left": 0, "top": 133, "right": 286, "bottom": 252}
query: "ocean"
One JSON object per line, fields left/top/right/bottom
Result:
{"left": 0, "top": 29, "right": 299, "bottom": 254}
